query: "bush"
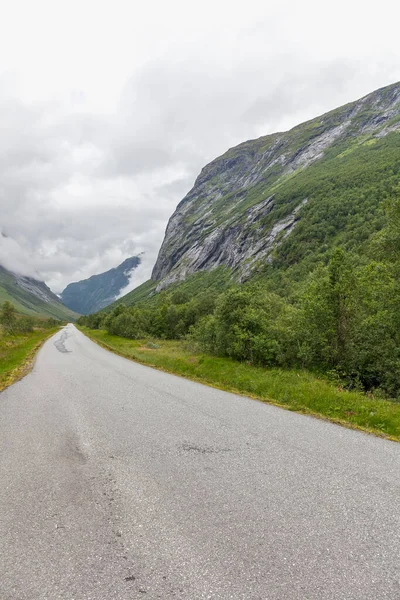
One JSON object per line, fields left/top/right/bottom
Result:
{"left": 0, "top": 301, "right": 17, "bottom": 333}
{"left": 15, "top": 316, "right": 34, "bottom": 333}
{"left": 106, "top": 311, "right": 146, "bottom": 339}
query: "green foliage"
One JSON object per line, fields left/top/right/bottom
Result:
{"left": 109, "top": 267, "right": 231, "bottom": 311}
{"left": 0, "top": 302, "right": 62, "bottom": 336}
{"left": 79, "top": 287, "right": 219, "bottom": 341}
{"left": 192, "top": 287, "right": 294, "bottom": 366}
{"left": 106, "top": 310, "right": 147, "bottom": 339}
{"left": 81, "top": 191, "right": 400, "bottom": 400}
{"left": 0, "top": 301, "right": 17, "bottom": 333}
{"left": 15, "top": 316, "right": 35, "bottom": 333}
{"left": 263, "top": 132, "right": 400, "bottom": 286}
{"left": 43, "top": 317, "right": 60, "bottom": 329}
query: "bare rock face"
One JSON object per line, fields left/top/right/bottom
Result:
{"left": 152, "top": 82, "right": 400, "bottom": 290}
{"left": 14, "top": 274, "right": 60, "bottom": 304}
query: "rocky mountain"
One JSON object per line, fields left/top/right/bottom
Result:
{"left": 150, "top": 81, "right": 400, "bottom": 291}
{"left": 61, "top": 256, "right": 140, "bottom": 315}
{"left": 0, "top": 265, "right": 78, "bottom": 320}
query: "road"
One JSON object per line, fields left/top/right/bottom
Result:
{"left": 1, "top": 324, "right": 400, "bottom": 599}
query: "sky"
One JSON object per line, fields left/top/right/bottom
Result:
{"left": 1, "top": 0, "right": 400, "bottom": 294}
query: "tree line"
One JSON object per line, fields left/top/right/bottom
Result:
{"left": 0, "top": 301, "right": 59, "bottom": 334}
{"left": 78, "top": 196, "right": 400, "bottom": 399}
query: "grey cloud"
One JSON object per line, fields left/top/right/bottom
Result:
{"left": 103, "top": 144, "right": 173, "bottom": 176}
{"left": 101, "top": 54, "right": 399, "bottom": 183}
{"left": 0, "top": 233, "right": 41, "bottom": 279}
{"left": 1, "top": 51, "right": 399, "bottom": 295}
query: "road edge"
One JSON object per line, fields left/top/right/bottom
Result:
{"left": 0, "top": 327, "right": 61, "bottom": 394}
{"left": 77, "top": 326, "right": 399, "bottom": 444}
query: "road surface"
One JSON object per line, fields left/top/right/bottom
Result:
{"left": 1, "top": 324, "right": 400, "bottom": 599}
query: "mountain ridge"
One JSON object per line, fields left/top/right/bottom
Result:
{"left": 0, "top": 264, "right": 78, "bottom": 320}
{"left": 150, "top": 81, "right": 400, "bottom": 290}
{"left": 78, "top": 80, "right": 400, "bottom": 402}
{"left": 61, "top": 256, "right": 140, "bottom": 315}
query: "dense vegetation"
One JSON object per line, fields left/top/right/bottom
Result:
{"left": 78, "top": 193, "right": 400, "bottom": 400}
{"left": 260, "top": 132, "right": 400, "bottom": 288}
{"left": 0, "top": 301, "right": 59, "bottom": 334}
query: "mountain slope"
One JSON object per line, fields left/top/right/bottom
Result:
{"left": 61, "top": 256, "right": 140, "bottom": 315}
{"left": 0, "top": 266, "right": 78, "bottom": 320}
{"left": 150, "top": 81, "right": 400, "bottom": 291}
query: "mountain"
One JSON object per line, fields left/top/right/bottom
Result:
{"left": 148, "top": 81, "right": 400, "bottom": 291}
{"left": 79, "top": 81, "right": 400, "bottom": 401}
{"left": 61, "top": 256, "right": 141, "bottom": 315}
{"left": 0, "top": 265, "right": 78, "bottom": 320}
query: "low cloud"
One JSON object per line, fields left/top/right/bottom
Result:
{"left": 0, "top": 12, "right": 399, "bottom": 294}
{"left": 0, "top": 233, "right": 41, "bottom": 279}
{"left": 116, "top": 252, "right": 153, "bottom": 299}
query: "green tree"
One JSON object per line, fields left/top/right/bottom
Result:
{"left": 16, "top": 316, "right": 34, "bottom": 333}
{"left": 193, "top": 287, "right": 287, "bottom": 366}
{"left": 327, "top": 248, "right": 357, "bottom": 366}
{"left": 0, "top": 301, "right": 17, "bottom": 334}
{"left": 296, "top": 250, "right": 358, "bottom": 372}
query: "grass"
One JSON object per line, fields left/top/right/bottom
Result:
{"left": 79, "top": 327, "right": 400, "bottom": 442}
{"left": 114, "top": 267, "right": 233, "bottom": 310}
{"left": 0, "top": 327, "right": 59, "bottom": 392}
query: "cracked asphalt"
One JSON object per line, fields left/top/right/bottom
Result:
{"left": 1, "top": 324, "right": 400, "bottom": 599}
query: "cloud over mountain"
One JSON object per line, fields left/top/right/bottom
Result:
{"left": 0, "top": 0, "right": 399, "bottom": 292}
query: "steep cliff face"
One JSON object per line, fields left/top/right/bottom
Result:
{"left": 152, "top": 82, "right": 400, "bottom": 290}
{"left": 61, "top": 256, "right": 140, "bottom": 315}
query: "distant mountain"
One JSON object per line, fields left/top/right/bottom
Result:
{"left": 61, "top": 256, "right": 140, "bottom": 315}
{"left": 0, "top": 265, "right": 78, "bottom": 320}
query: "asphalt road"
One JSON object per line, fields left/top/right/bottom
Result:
{"left": 1, "top": 324, "right": 400, "bottom": 599}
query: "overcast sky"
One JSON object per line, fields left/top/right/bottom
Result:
{"left": 1, "top": 0, "right": 399, "bottom": 293}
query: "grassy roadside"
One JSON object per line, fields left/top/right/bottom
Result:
{"left": 0, "top": 327, "right": 60, "bottom": 393}
{"left": 78, "top": 327, "right": 400, "bottom": 442}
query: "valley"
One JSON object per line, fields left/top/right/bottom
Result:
{"left": 2, "top": 5, "right": 400, "bottom": 600}
{"left": 78, "top": 82, "right": 400, "bottom": 406}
